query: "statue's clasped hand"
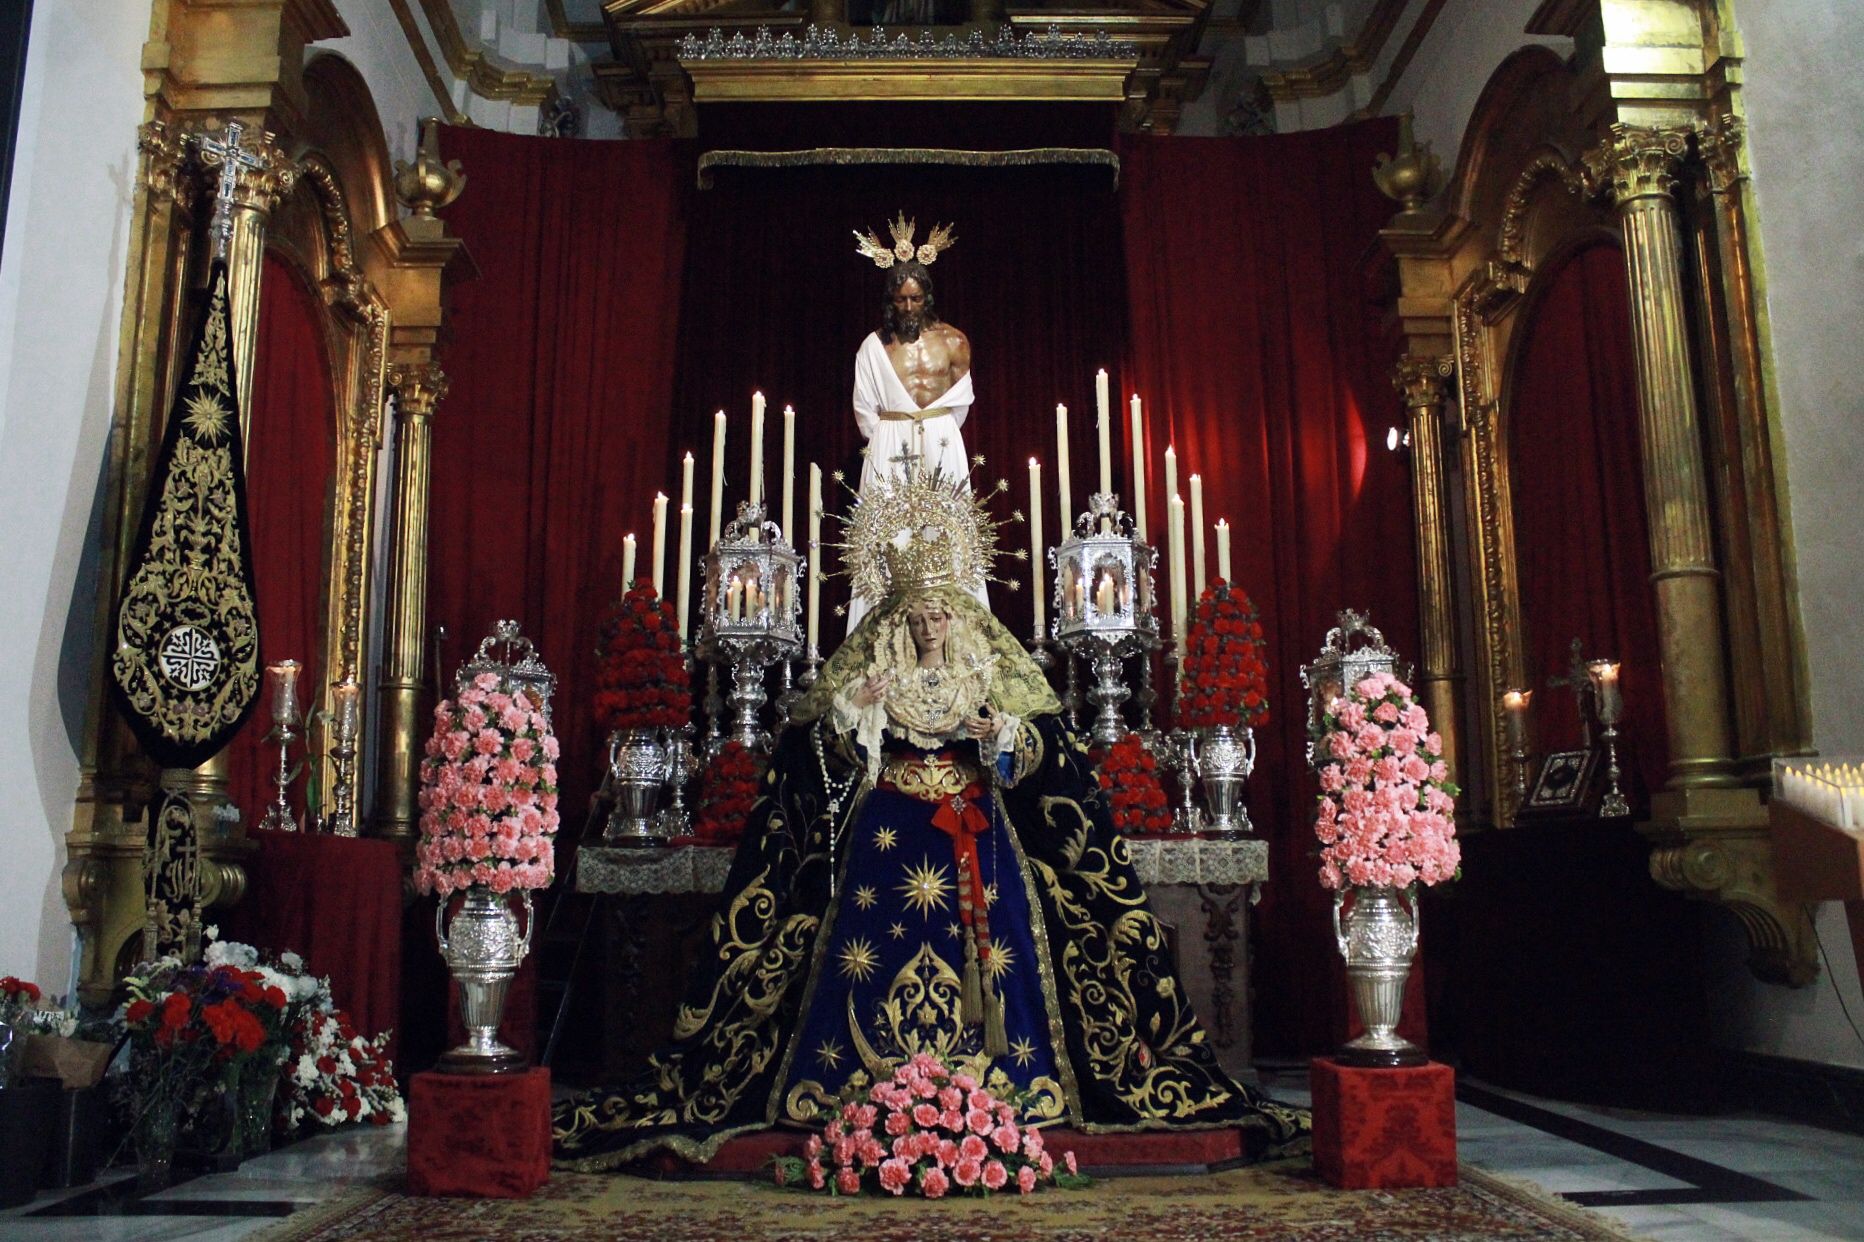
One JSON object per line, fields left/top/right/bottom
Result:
{"left": 853, "top": 671, "right": 894, "bottom": 708}
{"left": 963, "top": 709, "right": 996, "bottom": 741}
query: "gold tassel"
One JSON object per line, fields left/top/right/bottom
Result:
{"left": 962, "top": 934, "right": 984, "bottom": 1025}
{"left": 984, "top": 981, "right": 1009, "bottom": 1059}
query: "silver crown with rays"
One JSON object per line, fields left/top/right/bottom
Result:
{"left": 832, "top": 452, "right": 1023, "bottom": 606}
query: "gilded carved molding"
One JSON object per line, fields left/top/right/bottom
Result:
{"left": 1393, "top": 353, "right": 1453, "bottom": 410}
{"left": 1497, "top": 151, "right": 1587, "bottom": 267}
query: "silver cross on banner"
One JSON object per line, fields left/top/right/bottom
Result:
{"left": 192, "top": 120, "right": 268, "bottom": 260}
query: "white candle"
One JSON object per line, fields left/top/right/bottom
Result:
{"left": 1501, "top": 689, "right": 1531, "bottom": 749}
{"left": 1055, "top": 404, "right": 1072, "bottom": 531}
{"left": 727, "top": 577, "right": 742, "bottom": 622}
{"left": 332, "top": 679, "right": 360, "bottom": 744}
{"left": 1096, "top": 369, "right": 1113, "bottom": 503}
{"left": 621, "top": 533, "right": 637, "bottom": 591}
{"left": 780, "top": 405, "right": 796, "bottom": 546}
{"left": 1216, "top": 518, "right": 1231, "bottom": 584}
{"left": 675, "top": 504, "right": 693, "bottom": 641}
{"left": 709, "top": 410, "right": 726, "bottom": 548}
{"left": 268, "top": 660, "right": 300, "bottom": 725}
{"left": 1163, "top": 444, "right": 1178, "bottom": 521}
{"left": 1095, "top": 571, "right": 1116, "bottom": 617}
{"left": 1190, "top": 473, "right": 1207, "bottom": 598}
{"left": 749, "top": 392, "right": 766, "bottom": 512}
{"left": 807, "top": 463, "right": 823, "bottom": 649}
{"left": 1130, "top": 394, "right": 1147, "bottom": 543}
{"left": 650, "top": 492, "right": 668, "bottom": 600}
{"left": 1028, "top": 458, "right": 1045, "bottom": 635}
{"left": 1167, "top": 494, "right": 1187, "bottom": 642}
{"left": 680, "top": 450, "right": 694, "bottom": 516}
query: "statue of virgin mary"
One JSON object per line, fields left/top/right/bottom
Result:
{"left": 552, "top": 463, "right": 1309, "bottom": 1169}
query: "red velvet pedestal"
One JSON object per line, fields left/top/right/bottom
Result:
{"left": 1309, "top": 1058, "right": 1457, "bottom": 1189}
{"left": 407, "top": 1068, "right": 552, "bottom": 1198}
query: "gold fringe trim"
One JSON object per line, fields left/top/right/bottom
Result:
{"left": 698, "top": 147, "right": 1120, "bottom": 189}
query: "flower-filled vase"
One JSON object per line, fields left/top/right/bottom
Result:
{"left": 1196, "top": 724, "right": 1256, "bottom": 836}
{"left": 1313, "top": 668, "right": 1459, "bottom": 1068}
{"left": 596, "top": 583, "right": 691, "bottom": 844}
{"left": 1176, "top": 580, "right": 1269, "bottom": 837}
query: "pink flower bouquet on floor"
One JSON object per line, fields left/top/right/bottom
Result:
{"left": 771, "top": 1054, "right": 1091, "bottom": 1198}
{"left": 1314, "top": 671, "right": 1460, "bottom": 890}
{"left": 414, "top": 673, "right": 561, "bottom": 897}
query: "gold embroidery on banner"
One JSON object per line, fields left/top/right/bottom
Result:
{"left": 111, "top": 269, "right": 260, "bottom": 751}
{"left": 881, "top": 753, "right": 980, "bottom": 802}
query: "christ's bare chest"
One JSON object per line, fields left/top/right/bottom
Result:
{"left": 885, "top": 334, "right": 956, "bottom": 407}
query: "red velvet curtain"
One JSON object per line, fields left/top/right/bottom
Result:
{"left": 1508, "top": 241, "right": 1668, "bottom": 801}
{"left": 431, "top": 128, "right": 690, "bottom": 838}
{"left": 1118, "top": 121, "right": 1419, "bottom": 1057}
{"left": 227, "top": 252, "right": 336, "bottom": 826}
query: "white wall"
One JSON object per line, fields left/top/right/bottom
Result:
{"left": 0, "top": 0, "right": 149, "bottom": 993}
{"left": 328, "top": 0, "right": 458, "bottom": 164}
{"left": 1708, "top": 0, "right": 1864, "bottom": 1069}
{"left": 1379, "top": 0, "right": 1568, "bottom": 166}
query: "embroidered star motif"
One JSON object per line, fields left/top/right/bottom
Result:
{"left": 853, "top": 885, "right": 878, "bottom": 910}
{"left": 182, "top": 391, "right": 230, "bottom": 443}
{"left": 898, "top": 858, "right": 951, "bottom": 917}
{"left": 817, "top": 1038, "right": 846, "bottom": 1070}
{"left": 838, "top": 937, "right": 879, "bottom": 982}
{"left": 1010, "top": 1036, "right": 1037, "bottom": 1068}
{"left": 873, "top": 826, "right": 898, "bottom": 852}
{"left": 948, "top": 922, "right": 964, "bottom": 941}
{"left": 983, "top": 941, "right": 1016, "bottom": 982}
{"left": 984, "top": 882, "right": 999, "bottom": 907}
{"left": 887, "top": 921, "right": 908, "bottom": 940}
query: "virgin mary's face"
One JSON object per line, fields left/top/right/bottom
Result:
{"left": 906, "top": 601, "right": 950, "bottom": 658}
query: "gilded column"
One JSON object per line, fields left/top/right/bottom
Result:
{"left": 373, "top": 362, "right": 448, "bottom": 843}
{"left": 1394, "top": 354, "right": 1463, "bottom": 796}
{"left": 1584, "top": 124, "right": 1736, "bottom": 791}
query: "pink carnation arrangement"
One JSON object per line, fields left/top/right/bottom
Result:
{"left": 1314, "top": 670, "right": 1460, "bottom": 890}
{"left": 770, "top": 1053, "right": 1090, "bottom": 1198}
{"left": 414, "top": 672, "right": 561, "bottom": 896}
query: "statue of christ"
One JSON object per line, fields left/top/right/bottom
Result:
{"left": 848, "top": 260, "right": 985, "bottom": 631}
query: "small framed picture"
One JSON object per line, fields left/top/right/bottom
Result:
{"left": 1519, "top": 748, "right": 1602, "bottom": 817}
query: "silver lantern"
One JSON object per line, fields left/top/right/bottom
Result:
{"left": 1332, "top": 885, "right": 1426, "bottom": 1067}
{"left": 698, "top": 501, "right": 803, "bottom": 752}
{"left": 1051, "top": 492, "right": 1160, "bottom": 748}
{"left": 437, "top": 887, "right": 536, "bottom": 1074}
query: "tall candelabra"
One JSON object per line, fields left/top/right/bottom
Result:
{"left": 258, "top": 660, "right": 301, "bottom": 832}
{"left": 1051, "top": 492, "right": 1159, "bottom": 748}
{"left": 698, "top": 500, "right": 804, "bottom": 751}
{"left": 1589, "top": 659, "right": 1630, "bottom": 818}
{"left": 325, "top": 678, "right": 361, "bottom": 836}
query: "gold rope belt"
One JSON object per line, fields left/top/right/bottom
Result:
{"left": 879, "top": 753, "right": 982, "bottom": 803}
{"left": 878, "top": 408, "right": 952, "bottom": 423}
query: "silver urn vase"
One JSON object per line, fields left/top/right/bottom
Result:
{"left": 1332, "top": 885, "right": 1426, "bottom": 1067}
{"left": 1197, "top": 724, "right": 1256, "bottom": 836}
{"left": 605, "top": 728, "right": 671, "bottom": 844}
{"left": 436, "top": 886, "right": 534, "bottom": 1074}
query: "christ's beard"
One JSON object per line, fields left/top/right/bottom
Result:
{"left": 889, "top": 309, "right": 923, "bottom": 343}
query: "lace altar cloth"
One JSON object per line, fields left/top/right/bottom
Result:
{"left": 576, "top": 836, "right": 1268, "bottom": 896}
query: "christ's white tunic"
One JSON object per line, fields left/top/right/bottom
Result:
{"left": 847, "top": 330, "right": 988, "bottom": 633}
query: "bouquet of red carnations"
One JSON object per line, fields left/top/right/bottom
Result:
{"left": 594, "top": 583, "right": 690, "bottom": 731}
{"left": 1177, "top": 579, "right": 1270, "bottom": 731}
{"left": 692, "top": 740, "right": 763, "bottom": 844}
{"left": 1093, "top": 733, "right": 1172, "bottom": 835}
{"left": 279, "top": 1006, "right": 404, "bottom": 1132}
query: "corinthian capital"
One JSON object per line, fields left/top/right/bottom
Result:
{"left": 1583, "top": 123, "right": 1695, "bottom": 206}
{"left": 388, "top": 361, "right": 450, "bottom": 417}
{"left": 1393, "top": 355, "right": 1455, "bottom": 410}
{"left": 1699, "top": 114, "right": 1748, "bottom": 194}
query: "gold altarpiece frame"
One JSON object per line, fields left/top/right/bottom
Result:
{"left": 1378, "top": 1, "right": 1817, "bottom": 987}
{"left": 68, "top": 2, "right": 471, "bottom": 1005}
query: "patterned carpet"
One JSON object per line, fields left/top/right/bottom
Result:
{"left": 255, "top": 1160, "right": 1648, "bottom": 1242}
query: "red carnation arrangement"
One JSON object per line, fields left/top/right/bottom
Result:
{"left": 691, "top": 740, "right": 764, "bottom": 844}
{"left": 1092, "top": 734, "right": 1172, "bottom": 835}
{"left": 594, "top": 583, "right": 690, "bottom": 731}
{"left": 1176, "top": 579, "right": 1270, "bottom": 731}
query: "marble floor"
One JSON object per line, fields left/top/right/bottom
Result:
{"left": 3, "top": 1074, "right": 1862, "bottom": 1240}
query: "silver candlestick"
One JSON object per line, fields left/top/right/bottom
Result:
{"left": 258, "top": 660, "right": 301, "bottom": 832}
{"left": 325, "top": 678, "right": 361, "bottom": 836}
{"left": 1589, "top": 659, "right": 1630, "bottom": 817}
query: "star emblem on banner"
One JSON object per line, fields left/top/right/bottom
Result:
{"left": 817, "top": 1038, "right": 845, "bottom": 1070}
{"left": 873, "top": 826, "right": 898, "bottom": 852}
{"left": 983, "top": 942, "right": 1016, "bottom": 982}
{"left": 853, "top": 885, "right": 877, "bottom": 910}
{"left": 1010, "top": 1036, "right": 1037, "bottom": 1068}
{"left": 838, "top": 937, "right": 879, "bottom": 982}
{"left": 887, "top": 921, "right": 907, "bottom": 940}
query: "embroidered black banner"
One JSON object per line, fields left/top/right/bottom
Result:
{"left": 110, "top": 260, "right": 262, "bottom": 770}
